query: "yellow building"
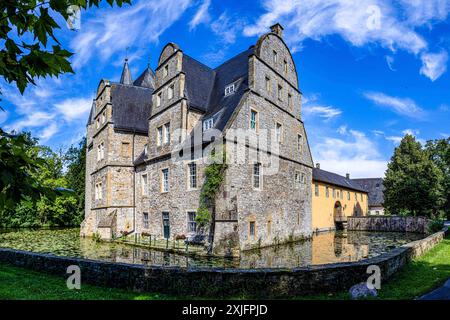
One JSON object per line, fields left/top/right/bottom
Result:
{"left": 311, "top": 165, "right": 369, "bottom": 232}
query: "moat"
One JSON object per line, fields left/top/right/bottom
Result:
{"left": 0, "top": 228, "right": 424, "bottom": 269}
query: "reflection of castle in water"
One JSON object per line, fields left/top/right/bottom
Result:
{"left": 77, "top": 231, "right": 423, "bottom": 269}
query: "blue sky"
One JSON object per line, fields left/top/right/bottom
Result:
{"left": 1, "top": 0, "right": 449, "bottom": 178}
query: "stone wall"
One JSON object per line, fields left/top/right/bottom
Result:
{"left": 0, "top": 228, "right": 446, "bottom": 298}
{"left": 348, "top": 216, "right": 431, "bottom": 233}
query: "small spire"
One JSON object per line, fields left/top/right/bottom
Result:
{"left": 120, "top": 57, "right": 133, "bottom": 85}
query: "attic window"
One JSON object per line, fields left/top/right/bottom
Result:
{"left": 224, "top": 83, "right": 235, "bottom": 96}
{"left": 203, "top": 118, "right": 214, "bottom": 131}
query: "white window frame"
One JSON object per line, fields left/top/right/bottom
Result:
{"left": 203, "top": 117, "right": 214, "bottom": 131}
{"left": 253, "top": 163, "right": 262, "bottom": 190}
{"left": 143, "top": 212, "right": 149, "bottom": 229}
{"left": 187, "top": 211, "right": 197, "bottom": 233}
{"left": 188, "top": 162, "right": 197, "bottom": 189}
{"left": 250, "top": 109, "right": 258, "bottom": 132}
{"left": 161, "top": 168, "right": 169, "bottom": 193}
{"left": 224, "top": 83, "right": 235, "bottom": 96}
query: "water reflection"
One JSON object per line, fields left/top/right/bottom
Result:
{"left": 0, "top": 228, "right": 424, "bottom": 269}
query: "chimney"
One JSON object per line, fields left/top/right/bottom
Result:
{"left": 270, "top": 23, "right": 284, "bottom": 37}
{"left": 316, "top": 163, "right": 320, "bottom": 169}
{"left": 346, "top": 173, "right": 350, "bottom": 179}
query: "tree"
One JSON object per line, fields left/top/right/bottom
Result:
{"left": 383, "top": 135, "right": 444, "bottom": 217}
{"left": 0, "top": 0, "right": 130, "bottom": 211}
{"left": 425, "top": 138, "right": 450, "bottom": 219}
{"left": 65, "top": 137, "right": 86, "bottom": 222}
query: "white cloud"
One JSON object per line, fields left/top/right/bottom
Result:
{"left": 420, "top": 51, "right": 448, "bottom": 81}
{"left": 337, "top": 125, "right": 347, "bottom": 135}
{"left": 0, "top": 111, "right": 7, "bottom": 125}
{"left": 313, "top": 129, "right": 387, "bottom": 178}
{"left": 39, "top": 122, "right": 59, "bottom": 143}
{"left": 71, "top": 0, "right": 193, "bottom": 68}
{"left": 210, "top": 12, "right": 243, "bottom": 45}
{"left": 4, "top": 111, "right": 55, "bottom": 133}
{"left": 364, "top": 91, "right": 424, "bottom": 118}
{"left": 303, "top": 105, "right": 342, "bottom": 120}
{"left": 54, "top": 97, "right": 93, "bottom": 122}
{"left": 189, "top": 0, "right": 211, "bottom": 30}
{"left": 243, "top": 0, "right": 450, "bottom": 79}
{"left": 385, "top": 55, "right": 396, "bottom": 71}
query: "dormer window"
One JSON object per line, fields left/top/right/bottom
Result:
{"left": 203, "top": 118, "right": 214, "bottom": 131}
{"left": 224, "top": 83, "right": 235, "bottom": 96}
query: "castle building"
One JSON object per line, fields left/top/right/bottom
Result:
{"left": 351, "top": 178, "right": 385, "bottom": 215}
{"left": 81, "top": 24, "right": 368, "bottom": 255}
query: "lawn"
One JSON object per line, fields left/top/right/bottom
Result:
{"left": 0, "top": 234, "right": 448, "bottom": 300}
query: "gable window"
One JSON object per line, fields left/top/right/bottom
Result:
{"left": 96, "top": 118, "right": 100, "bottom": 129}
{"left": 265, "top": 76, "right": 271, "bottom": 93}
{"left": 288, "top": 93, "right": 292, "bottom": 109}
{"left": 249, "top": 221, "right": 256, "bottom": 237}
{"left": 164, "top": 123, "right": 171, "bottom": 145}
{"left": 144, "top": 144, "right": 148, "bottom": 156}
{"left": 95, "top": 182, "right": 103, "bottom": 200}
{"left": 224, "top": 83, "right": 235, "bottom": 96}
{"left": 101, "top": 111, "right": 106, "bottom": 124}
{"left": 168, "top": 83, "right": 174, "bottom": 100}
{"left": 143, "top": 212, "right": 149, "bottom": 229}
{"left": 97, "top": 142, "right": 105, "bottom": 161}
{"left": 326, "top": 186, "right": 329, "bottom": 198}
{"left": 161, "top": 168, "right": 169, "bottom": 193}
{"left": 203, "top": 118, "right": 214, "bottom": 131}
{"left": 250, "top": 109, "right": 258, "bottom": 132}
{"left": 163, "top": 64, "right": 169, "bottom": 77}
{"left": 156, "top": 92, "right": 162, "bottom": 107}
{"left": 297, "top": 134, "right": 303, "bottom": 153}
{"left": 187, "top": 211, "right": 197, "bottom": 233}
{"left": 188, "top": 162, "right": 197, "bottom": 189}
{"left": 141, "top": 174, "right": 148, "bottom": 196}
{"left": 278, "top": 84, "right": 283, "bottom": 101}
{"left": 273, "top": 50, "right": 278, "bottom": 64}
{"left": 276, "top": 123, "right": 282, "bottom": 143}
{"left": 253, "top": 163, "right": 262, "bottom": 189}
{"left": 284, "top": 59, "right": 288, "bottom": 73}
{"left": 157, "top": 126, "right": 163, "bottom": 146}
{"left": 315, "top": 183, "right": 319, "bottom": 196}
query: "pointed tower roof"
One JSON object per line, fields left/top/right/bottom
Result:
{"left": 120, "top": 58, "right": 133, "bottom": 85}
{"left": 133, "top": 64, "right": 155, "bottom": 89}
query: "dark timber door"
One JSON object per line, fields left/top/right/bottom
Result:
{"left": 162, "top": 212, "right": 170, "bottom": 239}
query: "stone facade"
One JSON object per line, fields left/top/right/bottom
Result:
{"left": 81, "top": 24, "right": 315, "bottom": 255}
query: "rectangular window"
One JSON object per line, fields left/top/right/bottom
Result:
{"left": 278, "top": 84, "right": 283, "bottom": 100}
{"left": 96, "top": 118, "right": 100, "bottom": 129}
{"left": 157, "top": 92, "right": 162, "bottom": 107}
{"left": 97, "top": 142, "right": 105, "bottom": 161}
{"left": 273, "top": 50, "right": 278, "bottom": 63}
{"left": 288, "top": 93, "right": 292, "bottom": 109}
{"left": 326, "top": 187, "right": 329, "bottom": 198}
{"left": 276, "top": 122, "right": 282, "bottom": 143}
{"left": 298, "top": 134, "right": 303, "bottom": 153}
{"left": 102, "top": 111, "right": 106, "bottom": 124}
{"left": 340, "top": 189, "right": 343, "bottom": 199}
{"left": 188, "top": 162, "right": 197, "bottom": 189}
{"left": 95, "top": 182, "right": 103, "bottom": 200}
{"left": 265, "top": 77, "right": 271, "bottom": 93}
{"left": 187, "top": 211, "right": 196, "bottom": 233}
{"left": 141, "top": 174, "right": 148, "bottom": 196}
{"left": 284, "top": 60, "right": 288, "bottom": 73}
{"left": 224, "top": 83, "right": 235, "bottom": 96}
{"left": 203, "top": 118, "right": 214, "bottom": 131}
{"left": 144, "top": 144, "right": 148, "bottom": 156}
{"left": 163, "top": 64, "right": 169, "bottom": 77}
{"left": 250, "top": 109, "right": 258, "bottom": 132}
{"left": 347, "top": 191, "right": 350, "bottom": 200}
{"left": 164, "top": 123, "right": 171, "bottom": 145}
{"left": 121, "top": 142, "right": 130, "bottom": 157}
{"left": 355, "top": 192, "right": 358, "bottom": 201}
{"left": 157, "top": 126, "right": 163, "bottom": 146}
{"left": 161, "top": 168, "right": 169, "bottom": 192}
{"left": 253, "top": 163, "right": 261, "bottom": 189}
{"left": 168, "top": 84, "right": 174, "bottom": 100}
{"left": 143, "top": 212, "right": 149, "bottom": 229}
{"left": 249, "top": 221, "right": 255, "bottom": 237}
{"left": 332, "top": 188, "right": 336, "bottom": 198}
{"left": 315, "top": 183, "right": 319, "bottom": 196}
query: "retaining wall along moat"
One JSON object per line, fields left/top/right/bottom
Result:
{"left": 347, "top": 216, "right": 431, "bottom": 233}
{"left": 0, "top": 227, "right": 446, "bottom": 298}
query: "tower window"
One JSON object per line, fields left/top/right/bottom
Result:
{"left": 156, "top": 92, "right": 162, "bottom": 107}
{"left": 143, "top": 212, "right": 149, "bottom": 229}
{"left": 164, "top": 123, "right": 171, "bottom": 145}
{"left": 188, "top": 162, "right": 197, "bottom": 189}
{"left": 265, "top": 76, "right": 271, "bottom": 93}
{"left": 273, "top": 50, "right": 278, "bottom": 63}
{"left": 276, "top": 122, "right": 282, "bottom": 143}
{"left": 168, "top": 83, "right": 174, "bottom": 100}
{"left": 250, "top": 109, "right": 258, "bottom": 132}
{"left": 249, "top": 221, "right": 256, "bottom": 237}
{"left": 203, "top": 118, "right": 214, "bottom": 131}
{"left": 278, "top": 84, "right": 283, "bottom": 100}
{"left": 161, "top": 168, "right": 169, "bottom": 193}
{"left": 253, "top": 163, "right": 262, "bottom": 189}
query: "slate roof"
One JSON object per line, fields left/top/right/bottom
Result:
{"left": 120, "top": 59, "right": 133, "bottom": 85}
{"left": 313, "top": 168, "right": 368, "bottom": 193}
{"left": 110, "top": 83, "right": 153, "bottom": 133}
{"left": 133, "top": 66, "right": 155, "bottom": 88}
{"left": 352, "top": 178, "right": 384, "bottom": 207}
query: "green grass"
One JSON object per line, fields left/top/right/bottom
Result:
{"left": 0, "top": 234, "right": 448, "bottom": 300}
